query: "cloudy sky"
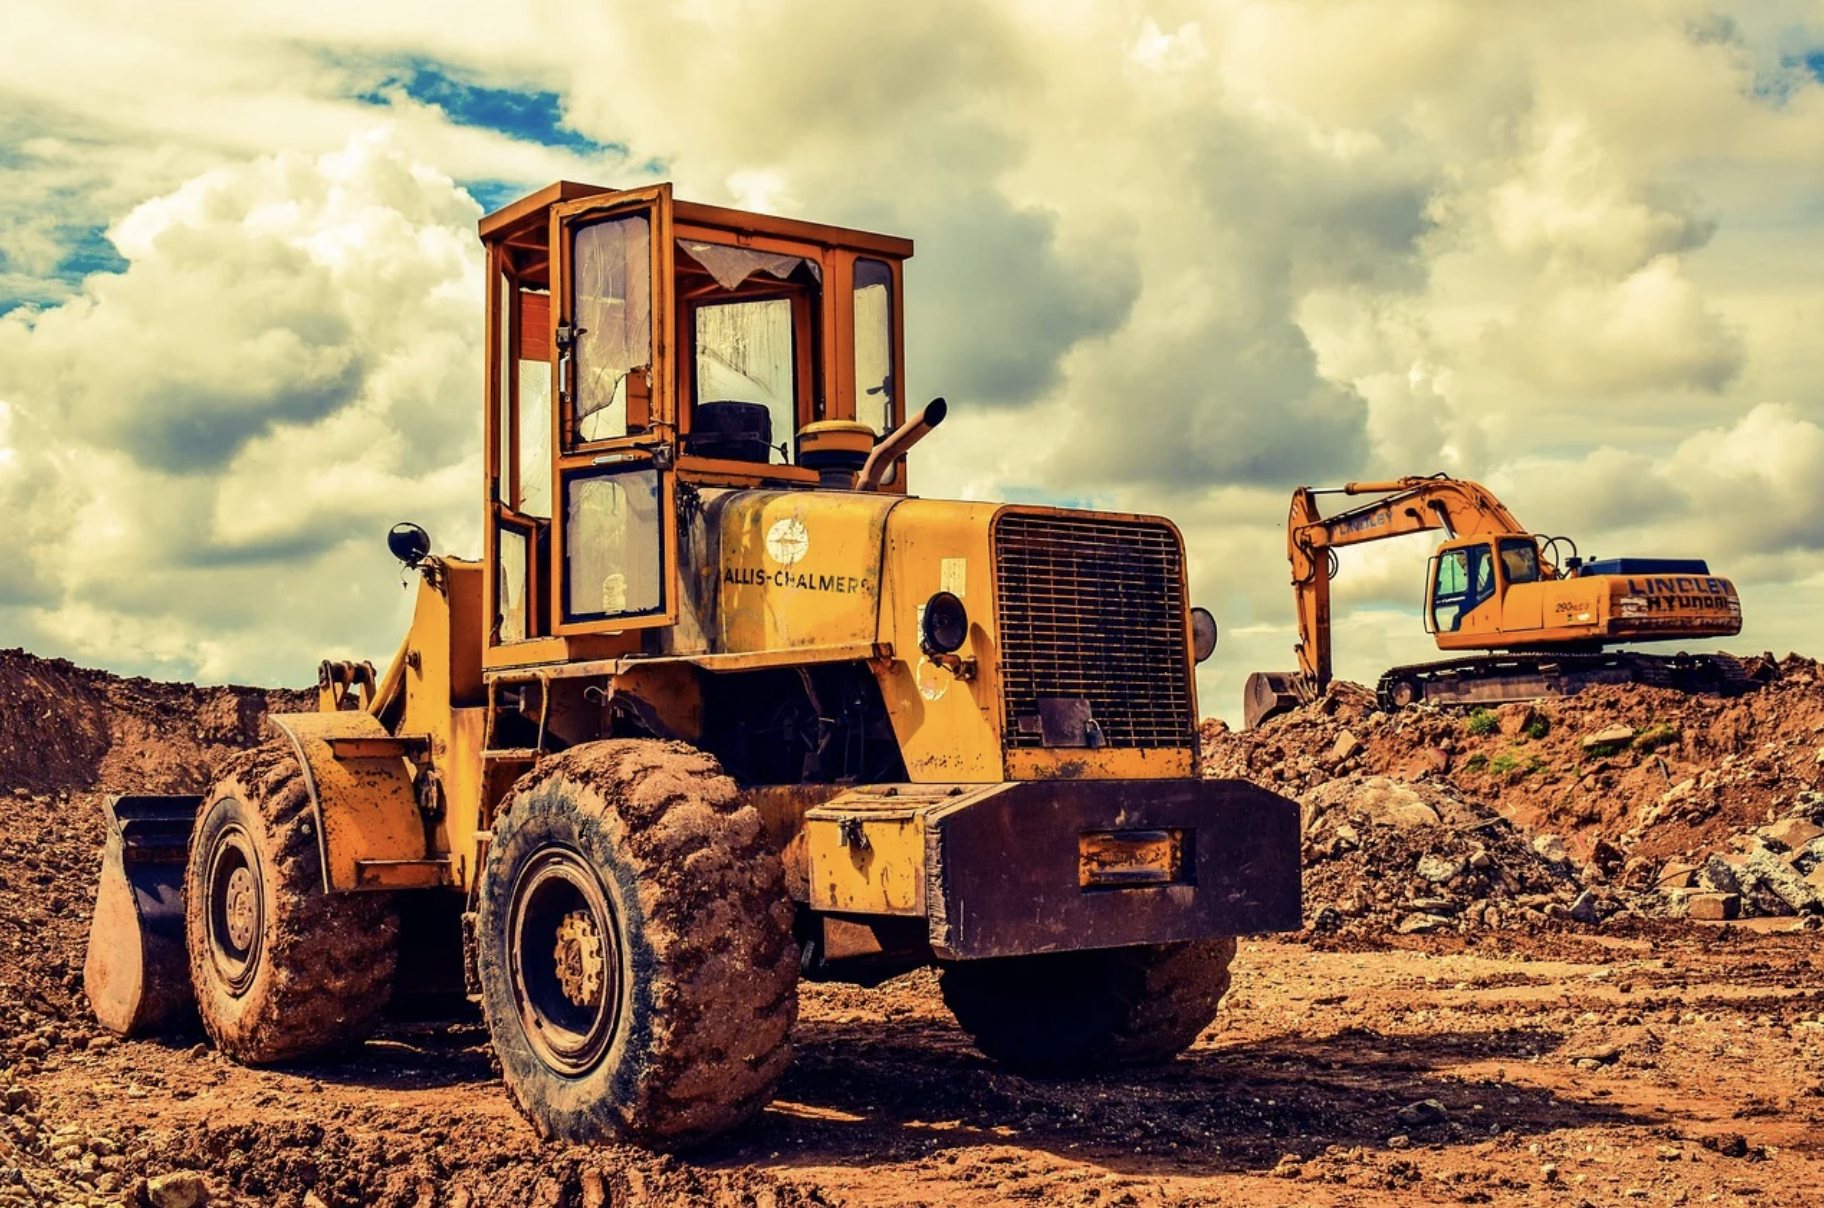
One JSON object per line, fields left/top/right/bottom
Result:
{"left": 3, "top": 1, "right": 1822, "bottom": 722}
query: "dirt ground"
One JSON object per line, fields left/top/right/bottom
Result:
{"left": 14, "top": 919, "right": 1824, "bottom": 1207}
{"left": 5, "top": 650, "right": 1824, "bottom": 1206}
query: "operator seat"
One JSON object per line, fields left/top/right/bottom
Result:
{"left": 685, "top": 401, "right": 774, "bottom": 463}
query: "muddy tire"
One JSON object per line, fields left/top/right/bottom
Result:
{"left": 477, "top": 740, "right": 799, "bottom": 1149}
{"left": 185, "top": 742, "right": 398, "bottom": 1063}
{"left": 940, "top": 938, "right": 1237, "bottom": 1074}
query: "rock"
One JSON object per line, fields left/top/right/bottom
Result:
{"left": 1758, "top": 818, "right": 1824, "bottom": 853}
{"left": 147, "top": 1171, "right": 208, "bottom": 1208}
{"left": 1804, "top": 865, "right": 1824, "bottom": 893}
{"left": 1698, "top": 855, "right": 1742, "bottom": 896}
{"left": 1793, "top": 835, "right": 1824, "bottom": 875}
{"left": 1334, "top": 823, "right": 1360, "bottom": 849}
{"left": 1423, "top": 746, "right": 1451, "bottom": 773}
{"left": 1394, "top": 1098, "right": 1449, "bottom": 1128}
{"left": 1387, "top": 1134, "right": 1411, "bottom": 1149}
{"left": 1533, "top": 834, "right": 1570, "bottom": 864}
{"left": 1467, "top": 846, "right": 1492, "bottom": 870}
{"left": 1705, "top": 1132, "right": 1749, "bottom": 1159}
{"left": 1332, "top": 731, "right": 1365, "bottom": 763}
{"left": 304, "top": 1193, "right": 332, "bottom": 1208}
{"left": 1569, "top": 889, "right": 1603, "bottom": 925}
{"left": 1655, "top": 861, "right": 1698, "bottom": 890}
{"left": 1739, "top": 849, "right": 1817, "bottom": 915}
{"left": 1497, "top": 704, "right": 1546, "bottom": 738}
{"left": 1416, "top": 854, "right": 1466, "bottom": 885}
{"left": 1687, "top": 892, "right": 1740, "bottom": 921}
{"left": 1397, "top": 912, "right": 1453, "bottom": 934}
{"left": 1309, "top": 905, "right": 1342, "bottom": 932}
{"left": 1583, "top": 725, "right": 1636, "bottom": 751}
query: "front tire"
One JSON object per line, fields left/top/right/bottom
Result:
{"left": 185, "top": 743, "right": 399, "bottom": 1063}
{"left": 940, "top": 938, "right": 1237, "bottom": 1074}
{"left": 477, "top": 740, "right": 799, "bottom": 1149}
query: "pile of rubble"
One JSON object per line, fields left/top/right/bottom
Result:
{"left": 1296, "top": 775, "right": 1606, "bottom": 936}
{"left": 1204, "top": 654, "right": 1824, "bottom": 930}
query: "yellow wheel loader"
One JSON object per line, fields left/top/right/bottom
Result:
{"left": 84, "top": 182, "right": 1301, "bottom": 1148}
{"left": 1243, "top": 475, "right": 1748, "bottom": 728}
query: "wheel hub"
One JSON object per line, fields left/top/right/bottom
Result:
{"left": 554, "top": 909, "right": 605, "bottom": 1008}
{"left": 224, "top": 866, "right": 259, "bottom": 950}
{"left": 506, "top": 849, "right": 621, "bottom": 1075}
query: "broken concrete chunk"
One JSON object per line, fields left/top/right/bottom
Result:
{"left": 1655, "top": 861, "right": 1698, "bottom": 890}
{"left": 1569, "top": 889, "right": 1603, "bottom": 925}
{"left": 1397, "top": 912, "right": 1453, "bottom": 934}
{"left": 1758, "top": 817, "right": 1824, "bottom": 853}
{"left": 1583, "top": 725, "right": 1637, "bottom": 751}
{"left": 1687, "top": 892, "right": 1740, "bottom": 921}
{"left": 1739, "top": 849, "right": 1818, "bottom": 915}
{"left": 1416, "top": 854, "right": 1466, "bottom": 884}
{"left": 1332, "top": 731, "right": 1365, "bottom": 763}
{"left": 1533, "top": 833, "right": 1570, "bottom": 864}
{"left": 1697, "top": 855, "right": 1742, "bottom": 896}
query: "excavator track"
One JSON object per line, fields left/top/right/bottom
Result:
{"left": 1375, "top": 651, "right": 1758, "bottom": 714}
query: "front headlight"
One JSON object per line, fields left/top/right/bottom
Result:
{"left": 1190, "top": 607, "right": 1218, "bottom": 663}
{"left": 921, "top": 591, "right": 969, "bottom": 655}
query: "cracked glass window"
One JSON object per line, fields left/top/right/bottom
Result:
{"left": 695, "top": 299, "right": 795, "bottom": 461}
{"left": 854, "top": 258, "right": 894, "bottom": 434}
{"left": 566, "top": 469, "right": 663, "bottom": 621}
{"left": 573, "top": 215, "right": 651, "bottom": 443}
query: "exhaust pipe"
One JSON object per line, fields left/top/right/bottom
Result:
{"left": 859, "top": 398, "right": 947, "bottom": 491}
{"left": 84, "top": 795, "right": 202, "bottom": 1036}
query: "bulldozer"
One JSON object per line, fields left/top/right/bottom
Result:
{"left": 83, "top": 181, "right": 1301, "bottom": 1148}
{"left": 1243, "top": 474, "right": 1746, "bottom": 728}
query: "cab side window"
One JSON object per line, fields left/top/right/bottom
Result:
{"left": 1499, "top": 537, "right": 1540, "bottom": 585}
{"left": 1432, "top": 549, "right": 1469, "bottom": 632}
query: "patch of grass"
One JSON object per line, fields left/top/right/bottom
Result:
{"left": 1464, "top": 753, "right": 1489, "bottom": 772}
{"left": 1466, "top": 708, "right": 1498, "bottom": 737}
{"left": 1633, "top": 722, "right": 1681, "bottom": 752}
{"left": 1523, "top": 714, "right": 1552, "bottom": 741}
{"left": 1583, "top": 740, "right": 1630, "bottom": 759}
{"left": 1489, "top": 752, "right": 1545, "bottom": 779}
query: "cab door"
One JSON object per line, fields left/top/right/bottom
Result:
{"left": 548, "top": 187, "right": 680, "bottom": 635}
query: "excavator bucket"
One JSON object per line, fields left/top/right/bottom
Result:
{"left": 83, "top": 794, "right": 202, "bottom": 1037}
{"left": 1242, "top": 671, "right": 1314, "bottom": 730}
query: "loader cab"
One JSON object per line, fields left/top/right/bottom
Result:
{"left": 479, "top": 182, "right": 912, "bottom": 670}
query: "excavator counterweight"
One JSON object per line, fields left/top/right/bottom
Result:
{"left": 1244, "top": 474, "right": 1745, "bottom": 728}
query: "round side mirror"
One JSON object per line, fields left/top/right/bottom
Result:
{"left": 1190, "top": 607, "right": 1219, "bottom": 663}
{"left": 388, "top": 522, "right": 432, "bottom": 569}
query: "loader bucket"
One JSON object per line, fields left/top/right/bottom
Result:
{"left": 1242, "top": 671, "right": 1314, "bottom": 730}
{"left": 83, "top": 794, "right": 203, "bottom": 1037}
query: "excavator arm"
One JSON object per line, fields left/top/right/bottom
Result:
{"left": 1244, "top": 475, "right": 1537, "bottom": 727}
{"left": 1287, "top": 477, "right": 1533, "bottom": 686}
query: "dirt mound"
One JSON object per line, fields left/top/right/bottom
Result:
{"left": 0, "top": 652, "right": 308, "bottom": 1071}
{"left": 1204, "top": 656, "right": 1824, "bottom": 924}
{"left": 0, "top": 647, "right": 311, "bottom": 796}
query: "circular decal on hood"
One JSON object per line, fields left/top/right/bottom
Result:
{"left": 766, "top": 517, "right": 809, "bottom": 566}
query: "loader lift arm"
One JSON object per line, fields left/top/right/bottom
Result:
{"left": 1284, "top": 475, "right": 1537, "bottom": 691}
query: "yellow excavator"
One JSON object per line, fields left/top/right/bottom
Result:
{"left": 1243, "top": 474, "right": 1746, "bottom": 728}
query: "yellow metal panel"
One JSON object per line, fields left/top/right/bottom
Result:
{"left": 874, "top": 499, "right": 1004, "bottom": 782}
{"left": 271, "top": 713, "right": 430, "bottom": 893}
{"left": 1006, "top": 747, "right": 1193, "bottom": 781}
{"left": 806, "top": 795, "right": 929, "bottom": 916}
{"left": 716, "top": 490, "right": 901, "bottom": 650}
{"left": 439, "top": 707, "right": 487, "bottom": 892}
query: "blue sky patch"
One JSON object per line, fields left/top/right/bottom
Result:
{"left": 354, "top": 57, "right": 612, "bottom": 156}
{"left": 459, "top": 178, "right": 529, "bottom": 216}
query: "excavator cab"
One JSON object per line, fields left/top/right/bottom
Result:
{"left": 1425, "top": 535, "right": 1543, "bottom": 635}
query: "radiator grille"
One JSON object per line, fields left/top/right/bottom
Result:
{"left": 993, "top": 512, "right": 1194, "bottom": 750}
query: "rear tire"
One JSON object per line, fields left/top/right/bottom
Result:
{"left": 940, "top": 938, "right": 1237, "bottom": 1074}
{"left": 185, "top": 743, "right": 399, "bottom": 1063}
{"left": 477, "top": 740, "right": 799, "bottom": 1149}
